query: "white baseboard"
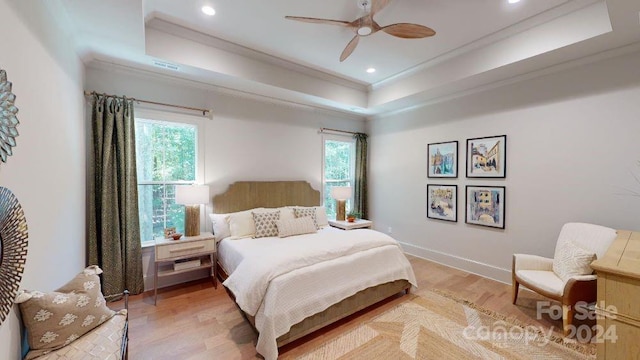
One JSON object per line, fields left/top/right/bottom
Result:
{"left": 399, "top": 241, "right": 512, "bottom": 284}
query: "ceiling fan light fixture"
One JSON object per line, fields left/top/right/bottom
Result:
{"left": 201, "top": 5, "right": 216, "bottom": 16}
{"left": 357, "top": 26, "right": 372, "bottom": 36}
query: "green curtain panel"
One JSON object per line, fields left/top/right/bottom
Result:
{"left": 353, "top": 133, "right": 368, "bottom": 219}
{"left": 88, "top": 94, "right": 144, "bottom": 296}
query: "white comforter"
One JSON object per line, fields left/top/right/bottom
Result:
{"left": 222, "top": 227, "right": 417, "bottom": 360}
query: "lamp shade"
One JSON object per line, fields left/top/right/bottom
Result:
{"left": 330, "top": 186, "right": 352, "bottom": 200}
{"left": 175, "top": 185, "right": 210, "bottom": 205}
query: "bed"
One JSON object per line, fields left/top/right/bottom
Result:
{"left": 211, "top": 181, "right": 416, "bottom": 360}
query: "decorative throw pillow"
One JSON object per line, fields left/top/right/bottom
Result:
{"left": 293, "top": 207, "right": 319, "bottom": 229}
{"left": 209, "top": 213, "right": 230, "bottom": 240}
{"left": 226, "top": 209, "right": 264, "bottom": 239}
{"left": 14, "top": 265, "right": 115, "bottom": 353}
{"left": 276, "top": 217, "right": 318, "bottom": 238}
{"left": 252, "top": 210, "right": 280, "bottom": 238}
{"left": 552, "top": 240, "right": 596, "bottom": 283}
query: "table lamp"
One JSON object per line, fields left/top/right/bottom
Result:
{"left": 331, "top": 186, "right": 352, "bottom": 221}
{"left": 175, "top": 185, "right": 210, "bottom": 237}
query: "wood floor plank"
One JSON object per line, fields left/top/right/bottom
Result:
{"left": 110, "top": 255, "right": 579, "bottom": 359}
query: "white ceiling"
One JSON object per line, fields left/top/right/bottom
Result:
{"left": 57, "top": 0, "right": 640, "bottom": 117}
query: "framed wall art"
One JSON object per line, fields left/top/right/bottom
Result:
{"left": 465, "top": 185, "right": 505, "bottom": 229}
{"left": 428, "top": 141, "right": 458, "bottom": 178}
{"left": 427, "top": 184, "right": 457, "bottom": 222}
{"left": 466, "top": 135, "right": 506, "bottom": 178}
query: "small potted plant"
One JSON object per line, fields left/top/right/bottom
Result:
{"left": 346, "top": 211, "right": 361, "bottom": 223}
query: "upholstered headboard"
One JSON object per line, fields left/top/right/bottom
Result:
{"left": 212, "top": 181, "right": 321, "bottom": 213}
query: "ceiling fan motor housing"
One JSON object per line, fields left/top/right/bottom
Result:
{"left": 357, "top": 0, "right": 371, "bottom": 11}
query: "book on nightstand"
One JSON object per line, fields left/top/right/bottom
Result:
{"left": 173, "top": 257, "right": 201, "bottom": 271}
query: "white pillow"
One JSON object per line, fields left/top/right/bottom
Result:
{"left": 278, "top": 207, "right": 296, "bottom": 221}
{"left": 209, "top": 213, "right": 230, "bottom": 240}
{"left": 290, "top": 206, "right": 329, "bottom": 228}
{"left": 276, "top": 217, "right": 318, "bottom": 238}
{"left": 226, "top": 208, "right": 264, "bottom": 239}
{"left": 552, "top": 240, "right": 596, "bottom": 283}
{"left": 315, "top": 206, "right": 329, "bottom": 227}
{"left": 293, "top": 207, "right": 319, "bottom": 229}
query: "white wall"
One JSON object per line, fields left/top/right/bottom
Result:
{"left": 368, "top": 49, "right": 640, "bottom": 283}
{"left": 85, "top": 64, "right": 365, "bottom": 289}
{"left": 0, "top": 0, "right": 86, "bottom": 358}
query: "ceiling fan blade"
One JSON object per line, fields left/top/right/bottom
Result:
{"left": 285, "top": 16, "right": 351, "bottom": 27}
{"left": 381, "top": 23, "right": 436, "bottom": 38}
{"left": 340, "top": 35, "right": 360, "bottom": 62}
{"left": 371, "top": 0, "right": 391, "bottom": 17}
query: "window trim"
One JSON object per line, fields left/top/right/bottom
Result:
{"left": 135, "top": 109, "right": 206, "bottom": 246}
{"left": 321, "top": 134, "right": 356, "bottom": 215}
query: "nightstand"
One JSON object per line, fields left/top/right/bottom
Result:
{"left": 328, "top": 219, "right": 373, "bottom": 230}
{"left": 154, "top": 232, "right": 216, "bottom": 305}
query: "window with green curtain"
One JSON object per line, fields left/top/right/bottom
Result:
{"left": 135, "top": 119, "right": 197, "bottom": 242}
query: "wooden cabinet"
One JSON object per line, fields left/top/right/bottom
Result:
{"left": 154, "top": 232, "right": 216, "bottom": 305}
{"left": 591, "top": 230, "right": 640, "bottom": 360}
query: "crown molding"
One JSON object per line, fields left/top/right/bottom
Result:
{"left": 146, "top": 16, "right": 368, "bottom": 92}
{"left": 369, "top": 40, "right": 640, "bottom": 120}
{"left": 85, "top": 59, "right": 366, "bottom": 122}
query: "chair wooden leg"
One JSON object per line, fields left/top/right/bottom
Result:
{"left": 562, "top": 304, "right": 573, "bottom": 336}
{"left": 512, "top": 280, "right": 520, "bottom": 304}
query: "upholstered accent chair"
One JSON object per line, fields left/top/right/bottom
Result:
{"left": 512, "top": 222, "right": 617, "bottom": 336}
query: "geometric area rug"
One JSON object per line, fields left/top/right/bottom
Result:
{"left": 296, "top": 289, "right": 596, "bottom": 360}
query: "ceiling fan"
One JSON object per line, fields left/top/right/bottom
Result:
{"left": 285, "top": 0, "right": 436, "bottom": 62}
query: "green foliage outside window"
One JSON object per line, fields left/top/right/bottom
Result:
{"left": 324, "top": 139, "right": 354, "bottom": 219}
{"left": 135, "top": 119, "right": 196, "bottom": 241}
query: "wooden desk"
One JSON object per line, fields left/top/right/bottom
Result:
{"left": 591, "top": 230, "right": 640, "bottom": 359}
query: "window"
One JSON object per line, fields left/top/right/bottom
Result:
{"left": 135, "top": 117, "right": 198, "bottom": 243}
{"left": 322, "top": 136, "right": 355, "bottom": 219}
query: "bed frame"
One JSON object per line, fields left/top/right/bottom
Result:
{"left": 212, "top": 181, "right": 411, "bottom": 347}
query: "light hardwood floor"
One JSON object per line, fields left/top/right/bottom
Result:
{"left": 112, "top": 255, "right": 590, "bottom": 359}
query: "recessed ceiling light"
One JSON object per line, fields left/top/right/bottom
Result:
{"left": 508, "top": 0, "right": 521, "bottom": 3}
{"left": 366, "top": 68, "right": 376, "bottom": 73}
{"left": 201, "top": 5, "right": 216, "bottom": 16}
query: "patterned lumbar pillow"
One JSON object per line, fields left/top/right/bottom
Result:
{"left": 293, "top": 207, "right": 319, "bottom": 229}
{"left": 252, "top": 210, "right": 280, "bottom": 238}
{"left": 14, "top": 265, "right": 115, "bottom": 353}
{"left": 276, "top": 217, "right": 318, "bottom": 238}
{"left": 552, "top": 240, "right": 596, "bottom": 283}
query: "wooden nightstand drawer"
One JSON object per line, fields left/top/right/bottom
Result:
{"left": 156, "top": 237, "right": 215, "bottom": 261}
